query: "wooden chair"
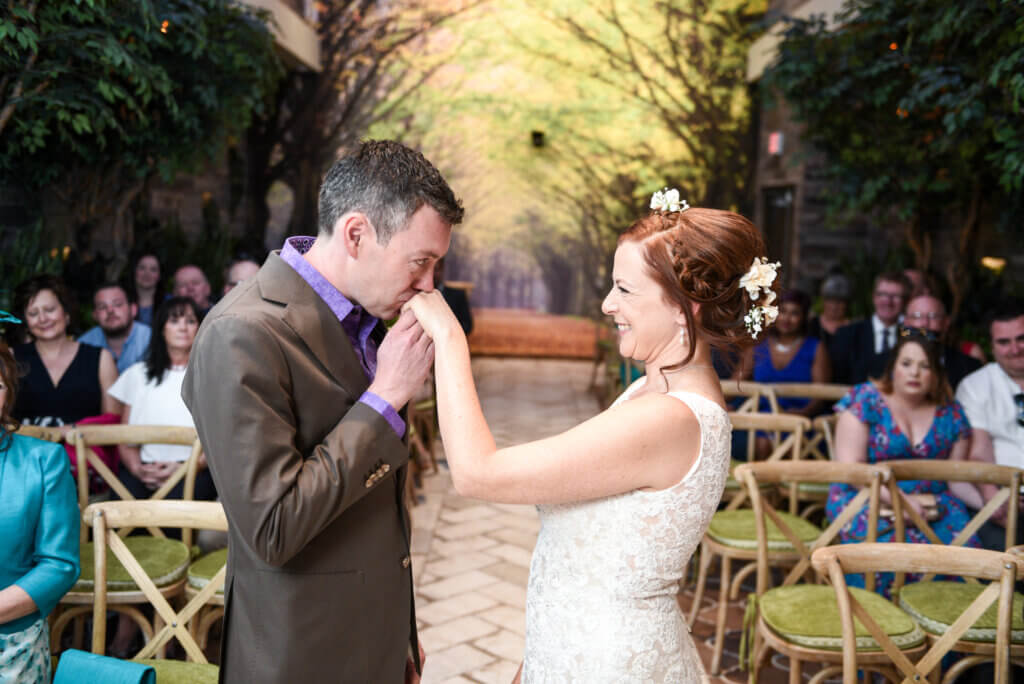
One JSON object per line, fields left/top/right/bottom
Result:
{"left": 14, "top": 423, "right": 65, "bottom": 442}
{"left": 54, "top": 425, "right": 204, "bottom": 652}
{"left": 687, "top": 417, "right": 811, "bottom": 676}
{"left": 885, "top": 460, "right": 1024, "bottom": 680}
{"left": 771, "top": 383, "right": 848, "bottom": 459}
{"left": 184, "top": 547, "right": 227, "bottom": 652}
{"left": 885, "top": 460, "right": 1021, "bottom": 558}
{"left": 67, "top": 425, "right": 204, "bottom": 544}
{"left": 721, "top": 412, "right": 812, "bottom": 512}
{"left": 812, "top": 543, "right": 1024, "bottom": 684}
{"left": 84, "top": 501, "right": 225, "bottom": 680}
{"left": 720, "top": 379, "right": 777, "bottom": 416}
{"left": 811, "top": 413, "right": 839, "bottom": 461}
{"left": 740, "top": 461, "right": 917, "bottom": 684}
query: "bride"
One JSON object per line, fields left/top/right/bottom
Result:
{"left": 406, "top": 190, "right": 778, "bottom": 683}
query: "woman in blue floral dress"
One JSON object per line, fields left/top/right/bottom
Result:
{"left": 826, "top": 330, "right": 982, "bottom": 595}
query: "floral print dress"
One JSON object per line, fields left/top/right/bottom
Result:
{"left": 825, "top": 383, "right": 980, "bottom": 594}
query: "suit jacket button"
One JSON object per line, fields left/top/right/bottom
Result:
{"left": 401, "top": 556, "right": 411, "bottom": 568}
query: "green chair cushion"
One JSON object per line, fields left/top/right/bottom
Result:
{"left": 899, "top": 581, "right": 1024, "bottom": 643}
{"left": 188, "top": 548, "right": 227, "bottom": 594}
{"left": 75, "top": 537, "right": 191, "bottom": 591}
{"left": 134, "top": 659, "right": 218, "bottom": 684}
{"left": 761, "top": 584, "right": 925, "bottom": 651}
{"left": 707, "top": 509, "right": 821, "bottom": 550}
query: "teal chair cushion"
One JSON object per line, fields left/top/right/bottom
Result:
{"left": 760, "top": 584, "right": 925, "bottom": 651}
{"left": 899, "top": 581, "right": 1024, "bottom": 643}
{"left": 187, "top": 548, "right": 227, "bottom": 594}
{"left": 133, "top": 659, "right": 218, "bottom": 684}
{"left": 76, "top": 537, "right": 190, "bottom": 591}
{"left": 707, "top": 509, "right": 821, "bottom": 550}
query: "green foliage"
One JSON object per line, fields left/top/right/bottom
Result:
{"left": 0, "top": 0, "right": 283, "bottom": 193}
{"left": 762, "top": 0, "right": 1024, "bottom": 236}
{"left": 0, "top": 221, "right": 64, "bottom": 331}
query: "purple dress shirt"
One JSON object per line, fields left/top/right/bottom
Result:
{"left": 280, "top": 236, "right": 405, "bottom": 437}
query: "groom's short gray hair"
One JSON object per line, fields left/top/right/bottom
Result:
{"left": 318, "top": 139, "right": 463, "bottom": 245}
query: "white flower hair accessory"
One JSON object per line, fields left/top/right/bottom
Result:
{"left": 650, "top": 187, "right": 690, "bottom": 213}
{"left": 739, "top": 257, "right": 781, "bottom": 339}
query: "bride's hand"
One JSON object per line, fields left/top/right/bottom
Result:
{"left": 403, "top": 291, "right": 462, "bottom": 343}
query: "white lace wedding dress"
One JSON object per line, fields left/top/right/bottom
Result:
{"left": 522, "top": 386, "right": 730, "bottom": 683}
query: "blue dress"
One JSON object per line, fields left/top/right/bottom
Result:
{"left": 0, "top": 432, "right": 80, "bottom": 684}
{"left": 825, "top": 383, "right": 979, "bottom": 594}
{"left": 752, "top": 336, "right": 818, "bottom": 412}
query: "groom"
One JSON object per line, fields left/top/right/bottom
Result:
{"left": 183, "top": 140, "right": 463, "bottom": 682}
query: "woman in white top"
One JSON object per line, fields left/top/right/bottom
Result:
{"left": 109, "top": 296, "right": 216, "bottom": 501}
{"left": 406, "top": 191, "right": 778, "bottom": 683}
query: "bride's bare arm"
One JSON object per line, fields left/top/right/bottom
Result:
{"left": 406, "top": 292, "right": 702, "bottom": 505}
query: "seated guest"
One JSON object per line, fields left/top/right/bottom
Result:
{"left": 807, "top": 273, "right": 851, "bottom": 347}
{"left": 107, "top": 297, "right": 216, "bottom": 502}
{"left": 826, "top": 330, "right": 982, "bottom": 595}
{"left": 11, "top": 274, "right": 120, "bottom": 432}
{"left": 955, "top": 300, "right": 1024, "bottom": 549}
{"left": 0, "top": 339, "right": 80, "bottom": 683}
{"left": 903, "top": 294, "right": 982, "bottom": 388}
{"left": 829, "top": 271, "right": 910, "bottom": 385}
{"left": 172, "top": 264, "right": 213, "bottom": 316}
{"left": 78, "top": 283, "right": 152, "bottom": 373}
{"left": 903, "top": 267, "right": 935, "bottom": 300}
{"left": 222, "top": 257, "right": 261, "bottom": 296}
{"left": 130, "top": 253, "right": 164, "bottom": 326}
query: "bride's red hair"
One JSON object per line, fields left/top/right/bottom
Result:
{"left": 619, "top": 208, "right": 774, "bottom": 373}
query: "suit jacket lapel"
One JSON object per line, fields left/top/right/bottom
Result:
{"left": 258, "top": 253, "right": 368, "bottom": 397}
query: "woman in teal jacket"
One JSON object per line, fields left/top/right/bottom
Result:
{"left": 0, "top": 336, "right": 80, "bottom": 684}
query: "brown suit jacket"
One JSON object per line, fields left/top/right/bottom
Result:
{"left": 182, "top": 253, "right": 417, "bottom": 683}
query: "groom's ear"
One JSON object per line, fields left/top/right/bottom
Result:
{"left": 339, "top": 213, "right": 372, "bottom": 259}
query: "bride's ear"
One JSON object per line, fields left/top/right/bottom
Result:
{"left": 674, "top": 302, "right": 700, "bottom": 327}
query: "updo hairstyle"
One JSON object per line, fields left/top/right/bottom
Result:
{"left": 619, "top": 208, "right": 773, "bottom": 374}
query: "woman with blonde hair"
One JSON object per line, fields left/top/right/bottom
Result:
{"left": 407, "top": 189, "right": 778, "bottom": 682}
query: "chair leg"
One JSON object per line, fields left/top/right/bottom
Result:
{"left": 789, "top": 656, "right": 802, "bottom": 684}
{"left": 710, "top": 555, "right": 731, "bottom": 675}
{"left": 689, "top": 541, "right": 712, "bottom": 627}
{"left": 198, "top": 608, "right": 223, "bottom": 651}
{"left": 72, "top": 615, "right": 85, "bottom": 650}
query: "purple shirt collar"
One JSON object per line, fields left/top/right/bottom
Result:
{"left": 280, "top": 236, "right": 378, "bottom": 361}
{"left": 279, "top": 236, "right": 404, "bottom": 438}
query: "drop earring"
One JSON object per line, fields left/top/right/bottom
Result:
{"left": 679, "top": 326, "right": 687, "bottom": 347}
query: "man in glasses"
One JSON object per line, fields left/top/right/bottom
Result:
{"left": 903, "top": 294, "right": 982, "bottom": 389}
{"left": 955, "top": 300, "right": 1024, "bottom": 548}
{"left": 829, "top": 271, "right": 910, "bottom": 385}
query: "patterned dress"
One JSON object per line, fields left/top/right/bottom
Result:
{"left": 825, "top": 383, "right": 980, "bottom": 595}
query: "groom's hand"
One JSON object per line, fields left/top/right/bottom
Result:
{"left": 368, "top": 308, "right": 434, "bottom": 411}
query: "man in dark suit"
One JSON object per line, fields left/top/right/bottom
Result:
{"left": 829, "top": 271, "right": 910, "bottom": 385}
{"left": 903, "top": 294, "right": 982, "bottom": 389}
{"left": 182, "top": 141, "right": 463, "bottom": 683}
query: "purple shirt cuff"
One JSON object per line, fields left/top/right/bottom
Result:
{"left": 359, "top": 391, "right": 406, "bottom": 438}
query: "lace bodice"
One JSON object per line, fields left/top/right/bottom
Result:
{"left": 522, "top": 388, "right": 730, "bottom": 683}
